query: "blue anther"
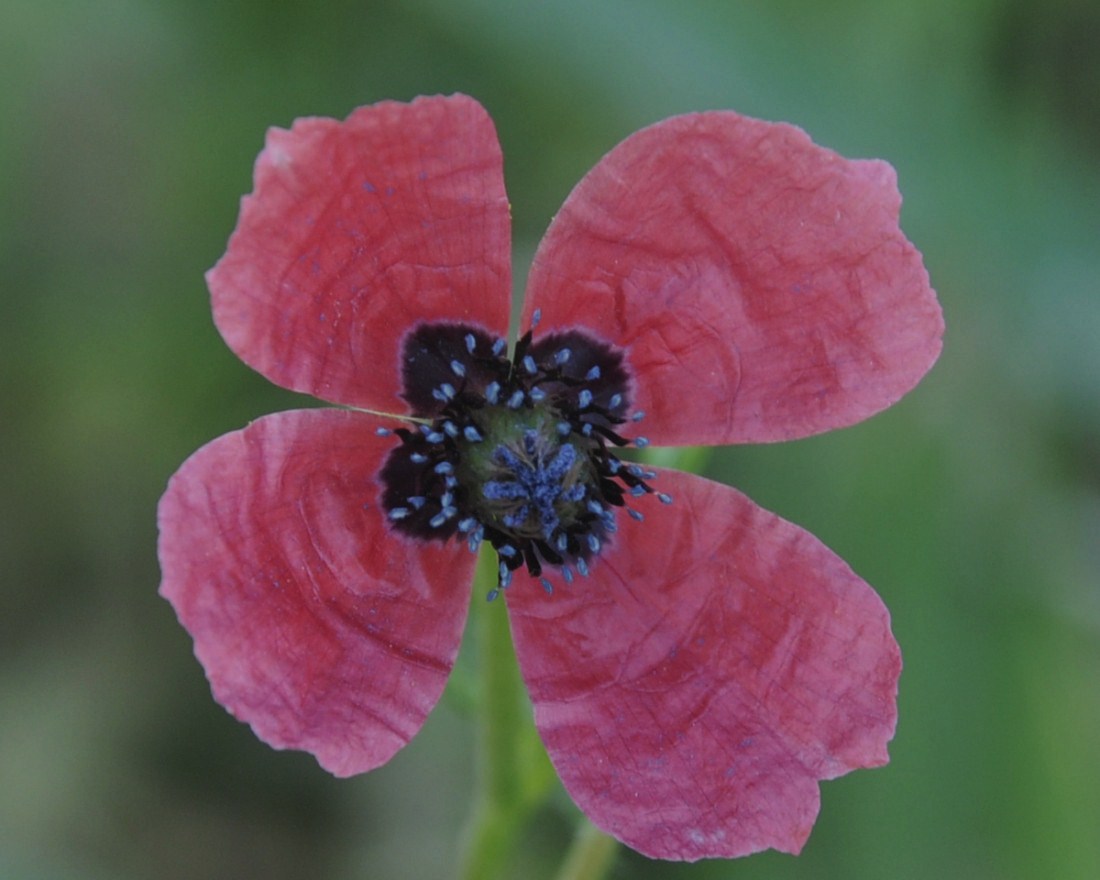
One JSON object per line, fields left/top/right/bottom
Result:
{"left": 485, "top": 381, "right": 501, "bottom": 404}
{"left": 556, "top": 533, "right": 568, "bottom": 552}
{"left": 608, "top": 394, "right": 622, "bottom": 410}
{"left": 410, "top": 452, "right": 428, "bottom": 464}
{"left": 434, "top": 461, "right": 454, "bottom": 475}
{"left": 556, "top": 421, "right": 572, "bottom": 436}
{"left": 531, "top": 308, "right": 542, "bottom": 328}
{"left": 632, "top": 411, "right": 646, "bottom": 422}
{"left": 562, "top": 565, "right": 575, "bottom": 584}
{"left": 630, "top": 485, "right": 647, "bottom": 497}
{"left": 585, "top": 365, "right": 601, "bottom": 381}
{"left": 578, "top": 389, "right": 593, "bottom": 409}
{"left": 375, "top": 426, "right": 392, "bottom": 436}
{"left": 555, "top": 348, "right": 572, "bottom": 365}
{"left": 457, "top": 517, "right": 477, "bottom": 533}
{"left": 627, "top": 464, "right": 645, "bottom": 477}
{"left": 523, "top": 354, "right": 537, "bottom": 375}
{"left": 443, "top": 421, "right": 459, "bottom": 437}
{"left": 499, "top": 563, "right": 513, "bottom": 589}
{"left": 429, "top": 510, "right": 450, "bottom": 528}
{"left": 445, "top": 475, "right": 457, "bottom": 489}
{"left": 576, "top": 557, "right": 589, "bottom": 577}
{"left": 450, "top": 359, "right": 466, "bottom": 377}
{"left": 634, "top": 436, "right": 650, "bottom": 448}
{"left": 492, "top": 338, "right": 506, "bottom": 356}
{"left": 407, "top": 495, "right": 426, "bottom": 509}
{"left": 464, "top": 333, "right": 476, "bottom": 354}
{"left": 440, "top": 382, "right": 456, "bottom": 400}
{"left": 607, "top": 458, "right": 621, "bottom": 474}
{"left": 431, "top": 388, "right": 448, "bottom": 403}
{"left": 486, "top": 588, "right": 499, "bottom": 602}
{"left": 582, "top": 423, "right": 593, "bottom": 436}
{"left": 440, "top": 491, "right": 453, "bottom": 508}
{"left": 586, "top": 534, "right": 600, "bottom": 553}
{"left": 658, "top": 492, "right": 673, "bottom": 504}
{"left": 388, "top": 507, "right": 410, "bottom": 520}
{"left": 529, "top": 387, "right": 547, "bottom": 402}
{"left": 540, "top": 577, "right": 554, "bottom": 595}
{"left": 507, "top": 389, "right": 524, "bottom": 409}
{"left": 468, "top": 527, "right": 483, "bottom": 553}
{"left": 586, "top": 499, "right": 604, "bottom": 515}
{"left": 628, "top": 508, "right": 645, "bottom": 521}
{"left": 463, "top": 425, "right": 483, "bottom": 442}
{"left": 498, "top": 544, "right": 517, "bottom": 558}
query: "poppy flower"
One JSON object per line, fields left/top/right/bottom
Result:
{"left": 158, "top": 94, "right": 943, "bottom": 861}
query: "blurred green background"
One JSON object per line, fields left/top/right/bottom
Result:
{"left": 3, "top": 0, "right": 1099, "bottom": 878}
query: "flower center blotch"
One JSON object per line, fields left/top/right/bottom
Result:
{"left": 379, "top": 313, "right": 670, "bottom": 598}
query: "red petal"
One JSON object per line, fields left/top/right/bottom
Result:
{"left": 157, "top": 409, "right": 474, "bottom": 776}
{"left": 506, "top": 468, "right": 900, "bottom": 860}
{"left": 523, "top": 111, "right": 943, "bottom": 445}
{"left": 209, "top": 94, "right": 511, "bottom": 410}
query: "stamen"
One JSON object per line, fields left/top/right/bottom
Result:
{"left": 540, "top": 577, "right": 554, "bottom": 594}
{"left": 585, "top": 365, "right": 601, "bottom": 381}
{"left": 429, "top": 509, "right": 453, "bottom": 528}
{"left": 555, "top": 348, "right": 572, "bottom": 365}
{"left": 492, "top": 338, "right": 506, "bottom": 357}
{"left": 658, "top": 493, "right": 673, "bottom": 504}
{"left": 507, "top": 389, "right": 525, "bottom": 409}
{"left": 485, "top": 381, "right": 501, "bottom": 404}
{"left": 634, "top": 436, "right": 650, "bottom": 448}
{"left": 531, "top": 308, "right": 542, "bottom": 328}
{"left": 375, "top": 426, "right": 392, "bottom": 437}
{"left": 609, "top": 393, "right": 622, "bottom": 409}
{"left": 578, "top": 389, "right": 593, "bottom": 409}
{"left": 463, "top": 425, "right": 483, "bottom": 442}
{"left": 632, "top": 411, "right": 645, "bottom": 422}
{"left": 523, "top": 354, "right": 537, "bottom": 375}
{"left": 388, "top": 507, "right": 410, "bottom": 520}
{"left": 450, "top": 359, "right": 466, "bottom": 377}
{"left": 628, "top": 508, "right": 644, "bottom": 521}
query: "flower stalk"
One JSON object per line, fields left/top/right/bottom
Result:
{"left": 460, "top": 550, "right": 549, "bottom": 879}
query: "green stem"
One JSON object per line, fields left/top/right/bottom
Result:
{"left": 552, "top": 819, "right": 619, "bottom": 880}
{"left": 459, "top": 551, "right": 528, "bottom": 880}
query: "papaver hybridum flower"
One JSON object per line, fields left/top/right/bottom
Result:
{"left": 159, "top": 94, "right": 943, "bottom": 860}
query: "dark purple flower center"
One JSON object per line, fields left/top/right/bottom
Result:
{"left": 379, "top": 318, "right": 669, "bottom": 598}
